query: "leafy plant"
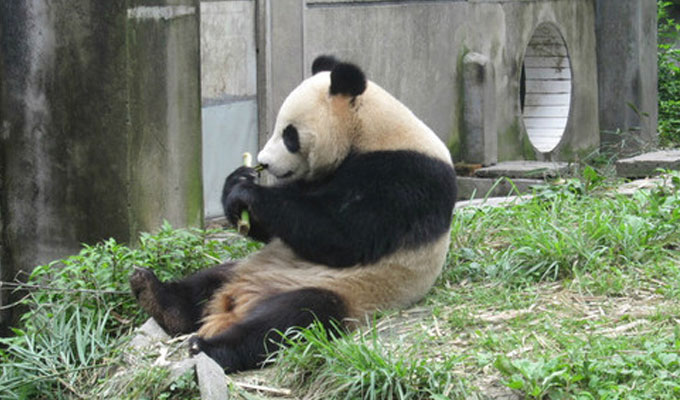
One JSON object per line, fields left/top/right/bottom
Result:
{"left": 0, "top": 222, "right": 253, "bottom": 399}
{"left": 447, "top": 175, "right": 680, "bottom": 286}
{"left": 658, "top": 0, "right": 680, "bottom": 147}
{"left": 495, "top": 334, "right": 680, "bottom": 399}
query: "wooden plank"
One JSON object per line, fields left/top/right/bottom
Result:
{"left": 525, "top": 44, "right": 568, "bottom": 57}
{"left": 523, "top": 106, "right": 570, "bottom": 118}
{"left": 527, "top": 128, "right": 565, "bottom": 138}
{"left": 524, "top": 67, "right": 571, "bottom": 80}
{"left": 526, "top": 128, "right": 564, "bottom": 151}
{"left": 526, "top": 80, "right": 572, "bottom": 93}
{"left": 523, "top": 56, "right": 571, "bottom": 69}
{"left": 523, "top": 117, "right": 568, "bottom": 129}
{"left": 525, "top": 93, "right": 571, "bottom": 106}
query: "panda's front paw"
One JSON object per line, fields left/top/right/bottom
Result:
{"left": 223, "top": 183, "right": 257, "bottom": 226}
{"left": 222, "top": 166, "right": 258, "bottom": 200}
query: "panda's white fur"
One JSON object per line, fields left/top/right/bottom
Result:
{"left": 258, "top": 71, "right": 452, "bottom": 183}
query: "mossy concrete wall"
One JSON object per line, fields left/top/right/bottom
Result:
{"left": 0, "top": 0, "right": 202, "bottom": 333}
{"left": 596, "top": 0, "right": 658, "bottom": 153}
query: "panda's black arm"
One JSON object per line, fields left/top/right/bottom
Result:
{"left": 246, "top": 151, "right": 457, "bottom": 268}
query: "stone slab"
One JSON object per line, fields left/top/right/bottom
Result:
{"left": 195, "top": 352, "right": 229, "bottom": 400}
{"left": 615, "top": 150, "right": 680, "bottom": 178}
{"left": 128, "top": 318, "right": 170, "bottom": 351}
{"left": 457, "top": 176, "right": 544, "bottom": 200}
{"left": 616, "top": 176, "right": 676, "bottom": 195}
{"left": 456, "top": 196, "right": 531, "bottom": 209}
{"left": 474, "top": 161, "right": 570, "bottom": 179}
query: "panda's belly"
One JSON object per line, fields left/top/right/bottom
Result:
{"left": 206, "top": 234, "right": 449, "bottom": 327}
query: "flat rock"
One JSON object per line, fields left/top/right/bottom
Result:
{"left": 475, "top": 161, "right": 570, "bottom": 179}
{"left": 128, "top": 318, "right": 169, "bottom": 351}
{"left": 615, "top": 150, "right": 680, "bottom": 178}
{"left": 195, "top": 352, "right": 229, "bottom": 400}
{"left": 168, "top": 357, "right": 197, "bottom": 380}
{"left": 456, "top": 176, "right": 544, "bottom": 200}
{"left": 616, "top": 175, "right": 677, "bottom": 195}
{"left": 456, "top": 195, "right": 531, "bottom": 209}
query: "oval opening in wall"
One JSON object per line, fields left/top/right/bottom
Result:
{"left": 520, "top": 23, "right": 572, "bottom": 153}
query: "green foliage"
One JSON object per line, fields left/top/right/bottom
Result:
{"left": 447, "top": 174, "right": 680, "bottom": 285}
{"left": 495, "top": 333, "right": 680, "bottom": 399}
{"left": 0, "top": 222, "right": 253, "bottom": 399}
{"left": 658, "top": 0, "right": 680, "bottom": 147}
{"left": 273, "top": 322, "right": 471, "bottom": 399}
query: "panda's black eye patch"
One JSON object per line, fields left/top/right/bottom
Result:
{"left": 282, "top": 124, "right": 300, "bottom": 153}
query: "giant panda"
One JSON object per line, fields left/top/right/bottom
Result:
{"left": 129, "top": 55, "right": 457, "bottom": 372}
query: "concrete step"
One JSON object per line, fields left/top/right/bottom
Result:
{"left": 455, "top": 161, "right": 569, "bottom": 200}
{"left": 474, "top": 161, "right": 571, "bottom": 179}
{"left": 457, "top": 176, "right": 543, "bottom": 200}
{"left": 456, "top": 195, "right": 531, "bottom": 209}
{"left": 615, "top": 150, "right": 680, "bottom": 178}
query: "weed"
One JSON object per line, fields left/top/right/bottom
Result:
{"left": 0, "top": 222, "right": 253, "bottom": 399}
{"left": 445, "top": 180, "right": 680, "bottom": 286}
{"left": 658, "top": 0, "right": 680, "bottom": 147}
{"left": 273, "top": 321, "right": 471, "bottom": 399}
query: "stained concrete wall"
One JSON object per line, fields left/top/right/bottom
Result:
{"left": 258, "top": 0, "right": 602, "bottom": 163}
{"left": 0, "top": 0, "right": 202, "bottom": 332}
{"left": 596, "top": 0, "right": 658, "bottom": 153}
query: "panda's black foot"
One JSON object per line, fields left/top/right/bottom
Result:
{"left": 129, "top": 266, "right": 178, "bottom": 332}
{"left": 188, "top": 335, "right": 246, "bottom": 373}
{"left": 129, "top": 266, "right": 161, "bottom": 304}
{"left": 188, "top": 335, "right": 203, "bottom": 356}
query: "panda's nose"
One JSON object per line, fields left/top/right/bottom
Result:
{"left": 257, "top": 148, "right": 271, "bottom": 167}
{"left": 259, "top": 163, "right": 269, "bottom": 170}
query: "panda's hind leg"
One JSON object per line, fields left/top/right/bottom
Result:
{"left": 190, "top": 287, "right": 347, "bottom": 372}
{"left": 129, "top": 263, "right": 235, "bottom": 335}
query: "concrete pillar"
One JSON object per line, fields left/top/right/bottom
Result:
{"left": 462, "top": 52, "right": 497, "bottom": 166}
{"left": 0, "top": 0, "right": 202, "bottom": 333}
{"left": 595, "top": 0, "right": 658, "bottom": 153}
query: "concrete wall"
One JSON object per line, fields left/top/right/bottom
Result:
{"left": 257, "top": 0, "right": 602, "bottom": 164}
{"left": 200, "top": 0, "right": 258, "bottom": 218}
{"left": 0, "top": 0, "right": 202, "bottom": 332}
{"left": 596, "top": 0, "right": 658, "bottom": 154}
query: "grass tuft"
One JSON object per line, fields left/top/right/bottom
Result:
{"left": 446, "top": 176, "right": 680, "bottom": 288}
{"left": 272, "top": 321, "right": 472, "bottom": 399}
{"left": 0, "top": 222, "right": 253, "bottom": 399}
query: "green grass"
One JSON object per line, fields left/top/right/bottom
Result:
{"left": 658, "top": 0, "right": 680, "bottom": 148}
{"left": 444, "top": 178, "right": 680, "bottom": 287}
{"left": 0, "top": 222, "right": 255, "bottom": 400}
{"left": 2, "top": 173, "right": 680, "bottom": 399}
{"left": 272, "top": 321, "right": 471, "bottom": 400}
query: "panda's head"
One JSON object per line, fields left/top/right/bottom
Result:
{"left": 257, "top": 56, "right": 367, "bottom": 182}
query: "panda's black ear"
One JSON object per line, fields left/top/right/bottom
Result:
{"left": 330, "top": 62, "right": 367, "bottom": 97}
{"left": 312, "top": 55, "right": 338, "bottom": 75}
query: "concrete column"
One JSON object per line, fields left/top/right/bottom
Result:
{"left": 595, "top": 0, "right": 658, "bottom": 153}
{"left": 0, "top": 0, "right": 202, "bottom": 333}
{"left": 462, "top": 52, "right": 497, "bottom": 166}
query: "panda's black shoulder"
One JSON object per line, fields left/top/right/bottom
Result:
{"left": 335, "top": 150, "right": 456, "bottom": 189}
